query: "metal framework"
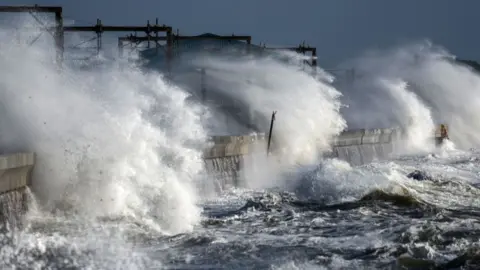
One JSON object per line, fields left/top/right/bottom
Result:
{"left": 65, "top": 18, "right": 172, "bottom": 55}
{"left": 264, "top": 44, "right": 317, "bottom": 67}
{"left": 0, "top": 5, "right": 173, "bottom": 67}
{"left": 0, "top": 5, "right": 317, "bottom": 71}
{"left": 117, "top": 33, "right": 252, "bottom": 57}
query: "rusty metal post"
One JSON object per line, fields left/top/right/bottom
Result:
{"left": 54, "top": 9, "right": 63, "bottom": 68}
{"left": 267, "top": 111, "right": 277, "bottom": 156}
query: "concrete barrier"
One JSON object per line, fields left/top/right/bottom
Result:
{"left": 0, "top": 125, "right": 446, "bottom": 224}
{"left": 202, "top": 128, "right": 402, "bottom": 170}
{"left": 0, "top": 125, "right": 445, "bottom": 221}
{"left": 329, "top": 126, "right": 448, "bottom": 165}
{"left": 202, "top": 125, "right": 448, "bottom": 187}
{"left": 0, "top": 153, "right": 35, "bottom": 194}
{"left": 329, "top": 128, "right": 400, "bottom": 165}
{"left": 0, "top": 152, "right": 35, "bottom": 228}
{"left": 331, "top": 128, "right": 399, "bottom": 147}
{"left": 203, "top": 134, "right": 266, "bottom": 159}
{"left": 201, "top": 129, "right": 402, "bottom": 188}
{"left": 203, "top": 134, "right": 265, "bottom": 191}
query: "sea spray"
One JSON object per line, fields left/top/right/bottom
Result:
{"left": 191, "top": 53, "right": 346, "bottom": 164}
{"left": 0, "top": 25, "right": 207, "bottom": 235}
{"left": 176, "top": 52, "right": 348, "bottom": 190}
{"left": 340, "top": 41, "right": 480, "bottom": 151}
{"left": 377, "top": 78, "right": 436, "bottom": 154}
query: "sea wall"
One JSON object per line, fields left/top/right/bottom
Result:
{"left": 0, "top": 152, "right": 35, "bottom": 228}
{"left": 0, "top": 126, "right": 444, "bottom": 224}
{"left": 203, "top": 126, "right": 446, "bottom": 186}
{"left": 328, "top": 128, "right": 400, "bottom": 165}
{"left": 203, "top": 128, "right": 401, "bottom": 176}
{"left": 203, "top": 134, "right": 265, "bottom": 191}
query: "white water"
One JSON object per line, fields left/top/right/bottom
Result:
{"left": 342, "top": 41, "right": 480, "bottom": 151}
{"left": 1, "top": 19, "right": 480, "bottom": 268}
{"left": 283, "top": 41, "right": 480, "bottom": 215}
{"left": 165, "top": 42, "right": 480, "bottom": 197}
{"left": 286, "top": 41, "right": 480, "bottom": 205}
{"left": 190, "top": 52, "right": 347, "bottom": 165}
{"left": 0, "top": 22, "right": 209, "bottom": 267}
{"left": 179, "top": 40, "right": 480, "bottom": 209}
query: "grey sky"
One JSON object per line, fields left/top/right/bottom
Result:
{"left": 0, "top": 0, "right": 477, "bottom": 67}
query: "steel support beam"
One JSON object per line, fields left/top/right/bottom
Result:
{"left": 67, "top": 19, "right": 173, "bottom": 68}
{"left": 118, "top": 34, "right": 251, "bottom": 42}
{"left": 118, "top": 34, "right": 251, "bottom": 69}
{"left": 64, "top": 25, "right": 171, "bottom": 33}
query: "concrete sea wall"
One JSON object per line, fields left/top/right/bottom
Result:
{"left": 0, "top": 152, "right": 35, "bottom": 228}
{"left": 328, "top": 128, "right": 400, "bottom": 165}
{"left": 0, "top": 126, "right": 445, "bottom": 224}
{"left": 203, "top": 126, "right": 446, "bottom": 186}
{"left": 203, "top": 133, "right": 265, "bottom": 191}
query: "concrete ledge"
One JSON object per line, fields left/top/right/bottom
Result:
{"left": 204, "top": 134, "right": 265, "bottom": 159}
{"left": 204, "top": 129, "right": 401, "bottom": 159}
{"left": 332, "top": 128, "right": 399, "bottom": 147}
{"left": 210, "top": 133, "right": 265, "bottom": 144}
{"left": 332, "top": 143, "right": 394, "bottom": 165}
{"left": 0, "top": 153, "right": 35, "bottom": 194}
{"left": 361, "top": 128, "right": 397, "bottom": 144}
{"left": 203, "top": 124, "right": 447, "bottom": 160}
{"left": 332, "top": 129, "right": 366, "bottom": 146}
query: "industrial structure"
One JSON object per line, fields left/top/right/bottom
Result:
{"left": 0, "top": 4, "right": 321, "bottom": 141}
{"left": 0, "top": 5, "right": 317, "bottom": 70}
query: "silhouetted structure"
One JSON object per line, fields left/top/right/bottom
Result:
{"left": 0, "top": 5, "right": 318, "bottom": 71}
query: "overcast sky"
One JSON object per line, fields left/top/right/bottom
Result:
{"left": 0, "top": 0, "right": 477, "bottom": 67}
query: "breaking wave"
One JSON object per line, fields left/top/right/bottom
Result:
{"left": 2, "top": 14, "right": 480, "bottom": 268}
{"left": 0, "top": 20, "right": 209, "bottom": 268}
{"left": 340, "top": 41, "right": 480, "bottom": 151}
{"left": 184, "top": 52, "right": 346, "bottom": 166}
